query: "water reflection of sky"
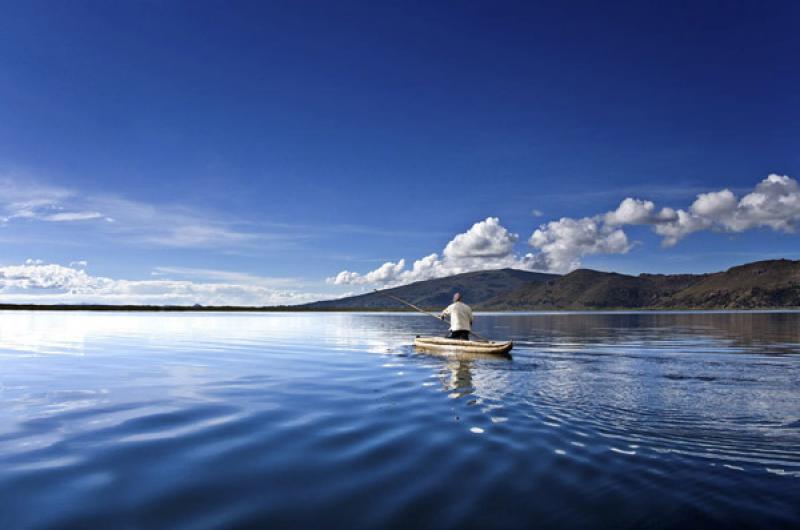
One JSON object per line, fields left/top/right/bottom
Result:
{"left": 0, "top": 311, "right": 798, "bottom": 528}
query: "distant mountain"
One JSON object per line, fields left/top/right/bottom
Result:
{"left": 308, "top": 259, "right": 800, "bottom": 310}
{"left": 485, "top": 259, "right": 800, "bottom": 310}
{"left": 305, "top": 269, "right": 558, "bottom": 309}
{"left": 485, "top": 269, "right": 700, "bottom": 309}
{"left": 656, "top": 259, "right": 800, "bottom": 309}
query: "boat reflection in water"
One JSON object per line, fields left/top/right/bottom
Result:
{"left": 413, "top": 336, "right": 514, "bottom": 401}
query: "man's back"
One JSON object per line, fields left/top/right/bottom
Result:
{"left": 444, "top": 301, "right": 473, "bottom": 331}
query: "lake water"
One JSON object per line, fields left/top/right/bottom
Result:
{"left": 0, "top": 311, "right": 798, "bottom": 529}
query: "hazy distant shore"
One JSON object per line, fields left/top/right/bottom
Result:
{"left": 0, "top": 304, "right": 309, "bottom": 312}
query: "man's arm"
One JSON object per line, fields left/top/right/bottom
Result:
{"left": 440, "top": 304, "right": 452, "bottom": 319}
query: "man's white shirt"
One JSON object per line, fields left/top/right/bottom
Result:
{"left": 442, "top": 301, "right": 473, "bottom": 331}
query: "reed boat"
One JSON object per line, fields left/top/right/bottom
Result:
{"left": 413, "top": 336, "right": 513, "bottom": 357}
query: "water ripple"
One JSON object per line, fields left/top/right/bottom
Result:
{"left": 0, "top": 311, "right": 798, "bottom": 529}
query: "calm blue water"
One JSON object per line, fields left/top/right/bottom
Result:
{"left": 0, "top": 311, "right": 798, "bottom": 529}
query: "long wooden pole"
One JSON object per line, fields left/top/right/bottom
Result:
{"left": 373, "top": 290, "right": 491, "bottom": 342}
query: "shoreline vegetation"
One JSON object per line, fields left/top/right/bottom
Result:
{"left": 2, "top": 258, "right": 799, "bottom": 313}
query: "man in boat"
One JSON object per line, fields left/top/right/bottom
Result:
{"left": 440, "top": 292, "right": 473, "bottom": 340}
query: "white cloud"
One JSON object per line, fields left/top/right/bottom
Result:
{"left": 0, "top": 174, "right": 106, "bottom": 225}
{"left": 71, "top": 195, "right": 264, "bottom": 249}
{"left": 690, "top": 189, "right": 737, "bottom": 217}
{"left": 0, "top": 170, "right": 441, "bottom": 255}
{"left": 328, "top": 173, "right": 800, "bottom": 283}
{"left": 652, "top": 208, "right": 711, "bottom": 247}
{"left": 42, "top": 211, "right": 104, "bottom": 222}
{"left": 0, "top": 262, "right": 322, "bottom": 306}
{"left": 329, "top": 259, "right": 410, "bottom": 286}
{"left": 604, "top": 198, "right": 655, "bottom": 225}
{"left": 443, "top": 217, "right": 518, "bottom": 259}
{"left": 0, "top": 176, "right": 72, "bottom": 223}
{"left": 533, "top": 173, "right": 800, "bottom": 260}
{"left": 150, "top": 266, "right": 301, "bottom": 287}
{"left": 528, "top": 217, "right": 631, "bottom": 272}
{"left": 0, "top": 172, "right": 263, "bottom": 249}
{"left": 141, "top": 223, "right": 259, "bottom": 248}
{"left": 0, "top": 263, "right": 106, "bottom": 292}
{"left": 404, "top": 253, "right": 445, "bottom": 282}
{"left": 329, "top": 217, "right": 533, "bottom": 286}
{"left": 644, "top": 174, "right": 800, "bottom": 245}
{"left": 729, "top": 174, "right": 800, "bottom": 232}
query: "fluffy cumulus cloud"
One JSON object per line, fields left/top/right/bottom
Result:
{"left": 443, "top": 217, "right": 518, "bottom": 259}
{"left": 530, "top": 173, "right": 800, "bottom": 268}
{"left": 528, "top": 217, "right": 631, "bottom": 272}
{"left": 603, "top": 198, "right": 656, "bottom": 225}
{"left": 0, "top": 262, "right": 322, "bottom": 306}
{"left": 329, "top": 174, "right": 800, "bottom": 284}
{"left": 713, "top": 175, "right": 800, "bottom": 231}
{"left": 634, "top": 174, "right": 800, "bottom": 245}
{"left": 329, "top": 260, "right": 408, "bottom": 286}
{"left": 329, "top": 217, "right": 531, "bottom": 286}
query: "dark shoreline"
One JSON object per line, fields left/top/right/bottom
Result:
{"left": 1, "top": 304, "right": 799, "bottom": 313}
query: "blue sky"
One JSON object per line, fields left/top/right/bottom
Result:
{"left": 1, "top": 1, "right": 799, "bottom": 305}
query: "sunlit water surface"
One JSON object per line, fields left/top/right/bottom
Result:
{"left": 1, "top": 311, "right": 799, "bottom": 529}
